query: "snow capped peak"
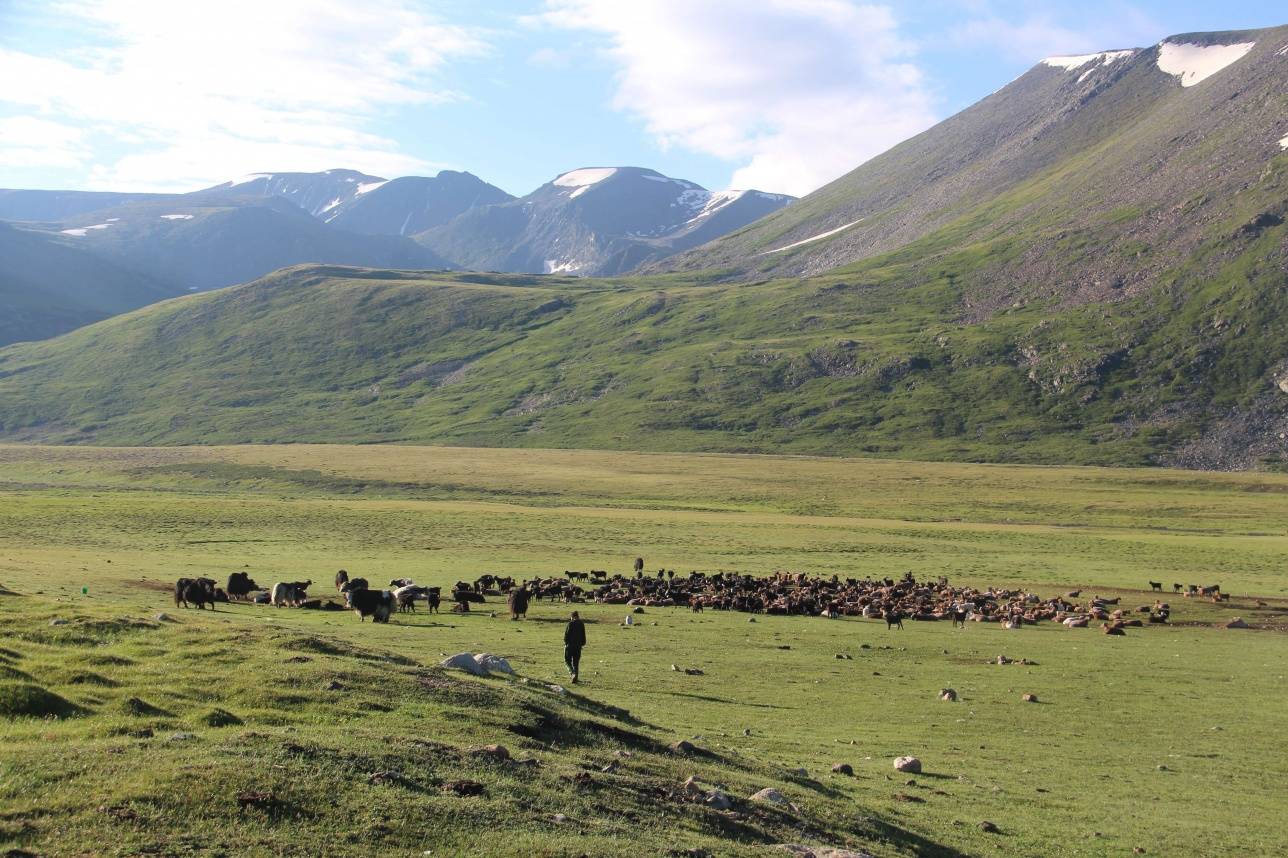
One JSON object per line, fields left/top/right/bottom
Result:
{"left": 1041, "top": 50, "right": 1136, "bottom": 71}
{"left": 1156, "top": 40, "right": 1255, "bottom": 87}
{"left": 553, "top": 168, "right": 618, "bottom": 198}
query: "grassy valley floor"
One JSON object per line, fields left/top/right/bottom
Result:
{"left": 0, "top": 444, "right": 1286, "bottom": 857}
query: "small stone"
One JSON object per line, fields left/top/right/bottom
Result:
{"left": 601, "top": 761, "right": 618, "bottom": 774}
{"left": 551, "top": 813, "right": 569, "bottom": 824}
{"left": 893, "top": 756, "right": 921, "bottom": 773}
{"left": 1224, "top": 618, "right": 1250, "bottom": 629}
{"left": 1022, "top": 693, "right": 1038, "bottom": 703}
{"left": 324, "top": 680, "right": 343, "bottom": 691}
{"left": 671, "top": 664, "right": 680, "bottom": 671}
{"left": 168, "top": 732, "right": 196, "bottom": 742}
{"left": 743, "top": 728, "right": 752, "bottom": 736}
{"left": 832, "top": 763, "right": 854, "bottom": 775}
{"left": 939, "top": 688, "right": 958, "bottom": 702}
{"left": 49, "top": 618, "right": 69, "bottom": 626}
{"left": 786, "top": 767, "right": 808, "bottom": 777}
{"left": 671, "top": 740, "right": 699, "bottom": 755}
{"left": 750, "top": 787, "right": 789, "bottom": 805}
{"left": 1157, "top": 764, "right": 1169, "bottom": 771}
{"left": 153, "top": 613, "right": 173, "bottom": 622}
{"left": 904, "top": 778, "right": 917, "bottom": 787}
{"left": 979, "top": 820, "right": 1000, "bottom": 834}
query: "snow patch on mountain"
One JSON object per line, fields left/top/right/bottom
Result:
{"left": 60, "top": 223, "right": 112, "bottom": 236}
{"left": 543, "top": 259, "right": 582, "bottom": 274}
{"left": 760, "top": 219, "right": 863, "bottom": 255}
{"left": 685, "top": 190, "right": 746, "bottom": 224}
{"left": 1156, "top": 41, "right": 1255, "bottom": 87}
{"left": 160, "top": 214, "right": 194, "bottom": 220}
{"left": 554, "top": 168, "right": 617, "bottom": 198}
{"left": 228, "top": 173, "right": 271, "bottom": 187}
{"left": 356, "top": 180, "right": 387, "bottom": 195}
{"left": 1042, "top": 50, "right": 1135, "bottom": 71}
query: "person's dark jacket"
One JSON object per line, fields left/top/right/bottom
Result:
{"left": 564, "top": 618, "right": 586, "bottom": 648}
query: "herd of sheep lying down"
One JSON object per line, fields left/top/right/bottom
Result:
{"left": 172, "top": 567, "right": 1217, "bottom": 634}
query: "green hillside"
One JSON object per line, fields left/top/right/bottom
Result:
{"left": 1, "top": 164, "right": 1286, "bottom": 468}
{"left": 2, "top": 26, "right": 1286, "bottom": 467}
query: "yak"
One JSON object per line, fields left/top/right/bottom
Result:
{"left": 175, "top": 577, "right": 217, "bottom": 610}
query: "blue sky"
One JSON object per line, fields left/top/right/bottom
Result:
{"left": 0, "top": 0, "right": 1282, "bottom": 197}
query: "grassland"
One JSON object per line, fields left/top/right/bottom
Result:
{"left": 1, "top": 444, "right": 1286, "bottom": 857}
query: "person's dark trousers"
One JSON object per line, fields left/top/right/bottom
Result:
{"left": 564, "top": 645, "right": 582, "bottom": 679}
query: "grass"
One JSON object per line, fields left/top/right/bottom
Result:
{"left": 1, "top": 444, "right": 1286, "bottom": 857}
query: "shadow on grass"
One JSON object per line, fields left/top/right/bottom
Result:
{"left": 666, "top": 691, "right": 793, "bottom": 710}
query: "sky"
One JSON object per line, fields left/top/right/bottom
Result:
{"left": 0, "top": 0, "right": 1282, "bottom": 198}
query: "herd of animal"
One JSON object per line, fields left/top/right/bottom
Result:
{"left": 172, "top": 570, "right": 442, "bottom": 622}
{"left": 173, "top": 564, "right": 1220, "bottom": 635}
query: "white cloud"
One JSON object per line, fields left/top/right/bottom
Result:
{"left": 0, "top": 116, "right": 90, "bottom": 168}
{"left": 0, "top": 0, "right": 487, "bottom": 190}
{"left": 539, "top": 0, "right": 937, "bottom": 197}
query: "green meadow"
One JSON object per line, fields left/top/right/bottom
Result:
{"left": 1, "top": 444, "right": 1285, "bottom": 857}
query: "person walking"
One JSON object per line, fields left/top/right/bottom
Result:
{"left": 564, "top": 610, "right": 586, "bottom": 683}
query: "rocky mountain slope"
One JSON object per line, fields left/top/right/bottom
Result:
{"left": 417, "top": 167, "right": 794, "bottom": 275}
{"left": 324, "top": 171, "right": 513, "bottom": 236}
{"left": 658, "top": 25, "right": 1288, "bottom": 296}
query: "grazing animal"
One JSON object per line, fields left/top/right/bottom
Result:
{"left": 951, "top": 607, "right": 968, "bottom": 628}
{"left": 426, "top": 587, "right": 441, "bottom": 613}
{"left": 394, "top": 585, "right": 431, "bottom": 612}
{"left": 226, "top": 572, "right": 259, "bottom": 600}
{"left": 335, "top": 569, "right": 349, "bottom": 591}
{"left": 348, "top": 588, "right": 395, "bottom": 623}
{"left": 252, "top": 591, "right": 271, "bottom": 605}
{"left": 633, "top": 557, "right": 644, "bottom": 573}
{"left": 1172, "top": 583, "right": 1182, "bottom": 593}
{"left": 883, "top": 609, "right": 905, "bottom": 631}
{"left": 1149, "top": 581, "right": 1162, "bottom": 592}
{"left": 390, "top": 578, "right": 415, "bottom": 588}
{"left": 271, "top": 580, "right": 312, "bottom": 607}
{"left": 508, "top": 587, "right": 531, "bottom": 620}
{"left": 174, "top": 577, "right": 216, "bottom": 610}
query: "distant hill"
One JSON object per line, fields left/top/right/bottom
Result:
{"left": 416, "top": 167, "right": 794, "bottom": 275}
{"left": 19, "top": 196, "right": 452, "bottom": 295}
{"left": 0, "top": 222, "right": 179, "bottom": 346}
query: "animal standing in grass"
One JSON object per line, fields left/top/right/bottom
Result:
{"left": 348, "top": 588, "right": 394, "bottom": 623}
{"left": 174, "top": 577, "right": 217, "bottom": 610}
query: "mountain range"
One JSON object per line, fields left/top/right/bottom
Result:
{"left": 0, "top": 167, "right": 791, "bottom": 344}
{"left": 0, "top": 24, "right": 1285, "bottom": 470}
